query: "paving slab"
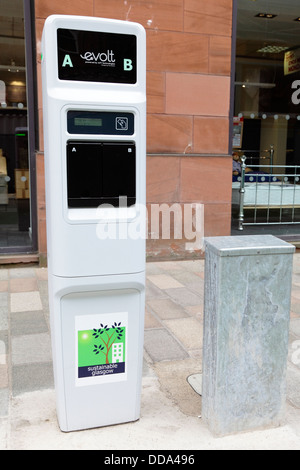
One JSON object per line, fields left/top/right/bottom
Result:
{"left": 10, "top": 278, "right": 38, "bottom": 293}
{"left": 9, "top": 268, "right": 37, "bottom": 279}
{"left": 290, "top": 319, "right": 300, "bottom": 337}
{"left": 0, "top": 281, "right": 8, "bottom": 293}
{"left": 163, "top": 317, "right": 203, "bottom": 351}
{"left": 11, "top": 333, "right": 52, "bottom": 365}
{"left": 0, "top": 389, "right": 9, "bottom": 418}
{"left": 0, "top": 307, "right": 8, "bottom": 331}
{"left": 12, "top": 362, "right": 54, "bottom": 396}
{"left": 144, "top": 328, "right": 189, "bottom": 362}
{"left": 0, "top": 270, "right": 8, "bottom": 281}
{"left": 10, "top": 311, "right": 48, "bottom": 336}
{"left": 147, "top": 274, "right": 184, "bottom": 289}
{"left": 10, "top": 292, "right": 43, "bottom": 313}
{"left": 147, "top": 298, "right": 188, "bottom": 320}
{"left": 287, "top": 364, "right": 300, "bottom": 408}
{"left": 0, "top": 294, "right": 7, "bottom": 308}
{"left": 145, "top": 280, "right": 167, "bottom": 299}
{"left": 0, "top": 366, "right": 8, "bottom": 389}
{"left": 171, "top": 270, "right": 204, "bottom": 294}
{"left": 164, "top": 287, "right": 203, "bottom": 307}
{"left": 144, "top": 308, "right": 162, "bottom": 329}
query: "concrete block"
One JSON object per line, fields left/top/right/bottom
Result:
{"left": 202, "top": 235, "right": 294, "bottom": 436}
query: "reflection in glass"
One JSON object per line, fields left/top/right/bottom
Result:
{"left": 233, "top": 0, "right": 300, "bottom": 235}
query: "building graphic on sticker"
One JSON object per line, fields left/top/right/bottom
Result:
{"left": 112, "top": 343, "right": 124, "bottom": 363}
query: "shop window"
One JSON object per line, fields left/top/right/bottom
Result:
{"left": 0, "top": 0, "right": 36, "bottom": 253}
{"left": 232, "top": 0, "right": 300, "bottom": 235}
{"left": 235, "top": 0, "right": 300, "bottom": 163}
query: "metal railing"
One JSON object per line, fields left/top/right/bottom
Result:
{"left": 235, "top": 156, "right": 300, "bottom": 230}
{"left": 237, "top": 145, "right": 274, "bottom": 167}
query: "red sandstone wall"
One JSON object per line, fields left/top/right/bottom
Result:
{"left": 34, "top": 0, "right": 233, "bottom": 261}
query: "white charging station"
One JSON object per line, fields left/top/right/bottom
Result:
{"left": 41, "top": 15, "right": 146, "bottom": 432}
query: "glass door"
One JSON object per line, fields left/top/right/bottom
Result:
{"left": 0, "top": 0, "right": 36, "bottom": 253}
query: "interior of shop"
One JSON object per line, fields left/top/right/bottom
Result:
{"left": 0, "top": 0, "right": 31, "bottom": 251}
{"left": 232, "top": 0, "right": 300, "bottom": 239}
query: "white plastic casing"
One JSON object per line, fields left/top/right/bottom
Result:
{"left": 42, "top": 15, "right": 146, "bottom": 432}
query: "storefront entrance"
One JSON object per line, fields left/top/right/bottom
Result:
{"left": 0, "top": 0, "right": 37, "bottom": 254}
{"left": 232, "top": 0, "right": 300, "bottom": 240}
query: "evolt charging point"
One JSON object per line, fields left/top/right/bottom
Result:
{"left": 41, "top": 15, "right": 146, "bottom": 432}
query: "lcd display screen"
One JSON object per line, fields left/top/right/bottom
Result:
{"left": 67, "top": 111, "right": 134, "bottom": 135}
{"left": 74, "top": 118, "right": 103, "bottom": 127}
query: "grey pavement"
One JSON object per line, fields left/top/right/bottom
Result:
{"left": 0, "top": 257, "right": 300, "bottom": 449}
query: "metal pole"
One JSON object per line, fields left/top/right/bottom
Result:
{"left": 270, "top": 144, "right": 274, "bottom": 168}
{"left": 238, "top": 155, "right": 246, "bottom": 230}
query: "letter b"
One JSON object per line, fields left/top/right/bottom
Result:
{"left": 124, "top": 59, "right": 133, "bottom": 71}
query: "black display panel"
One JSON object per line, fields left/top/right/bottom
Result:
{"left": 67, "top": 141, "right": 136, "bottom": 208}
{"left": 57, "top": 28, "right": 137, "bottom": 84}
{"left": 102, "top": 143, "right": 135, "bottom": 200}
{"left": 67, "top": 111, "right": 134, "bottom": 135}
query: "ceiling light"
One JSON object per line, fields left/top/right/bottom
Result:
{"left": 257, "top": 45, "right": 289, "bottom": 54}
{"left": 255, "top": 13, "right": 277, "bottom": 19}
{"left": 10, "top": 81, "right": 24, "bottom": 86}
{"left": 235, "top": 81, "right": 276, "bottom": 89}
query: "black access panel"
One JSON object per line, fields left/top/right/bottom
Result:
{"left": 67, "top": 141, "right": 136, "bottom": 208}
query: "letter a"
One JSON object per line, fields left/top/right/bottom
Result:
{"left": 62, "top": 54, "right": 73, "bottom": 67}
{"left": 124, "top": 59, "right": 133, "bottom": 71}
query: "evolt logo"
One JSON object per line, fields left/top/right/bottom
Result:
{"left": 80, "top": 50, "right": 115, "bottom": 64}
{"left": 62, "top": 52, "right": 133, "bottom": 72}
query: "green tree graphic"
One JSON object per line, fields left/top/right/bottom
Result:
{"left": 92, "top": 322, "right": 124, "bottom": 364}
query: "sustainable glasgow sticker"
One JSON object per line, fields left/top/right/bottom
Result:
{"left": 76, "top": 312, "right": 128, "bottom": 386}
